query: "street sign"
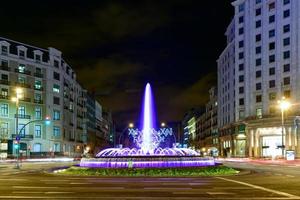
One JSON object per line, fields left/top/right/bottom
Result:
{"left": 16, "top": 135, "right": 20, "bottom": 141}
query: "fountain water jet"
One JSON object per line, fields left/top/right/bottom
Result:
{"left": 80, "top": 83, "right": 215, "bottom": 168}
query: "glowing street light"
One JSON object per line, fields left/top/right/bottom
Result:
{"left": 161, "top": 122, "right": 166, "bottom": 127}
{"left": 278, "top": 97, "right": 291, "bottom": 159}
{"left": 129, "top": 123, "right": 134, "bottom": 128}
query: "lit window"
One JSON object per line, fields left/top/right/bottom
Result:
{"left": 35, "top": 125, "right": 41, "bottom": 138}
{"left": 18, "top": 64, "right": 25, "bottom": 73}
{"left": 53, "top": 110, "right": 60, "bottom": 120}
{"left": 53, "top": 84, "right": 60, "bottom": 93}
{"left": 256, "top": 108, "right": 262, "bottom": 118}
{"left": 0, "top": 104, "right": 8, "bottom": 116}
{"left": 34, "top": 80, "right": 42, "bottom": 90}
{"left": 35, "top": 107, "right": 42, "bottom": 119}
{"left": 53, "top": 126, "right": 61, "bottom": 137}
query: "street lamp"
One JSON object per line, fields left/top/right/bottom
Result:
{"left": 129, "top": 123, "right": 134, "bottom": 128}
{"left": 11, "top": 87, "right": 23, "bottom": 169}
{"left": 278, "top": 97, "right": 291, "bottom": 159}
{"left": 161, "top": 122, "right": 166, "bottom": 127}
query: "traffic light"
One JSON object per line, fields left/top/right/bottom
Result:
{"left": 14, "top": 141, "right": 19, "bottom": 150}
{"left": 45, "top": 116, "right": 51, "bottom": 125}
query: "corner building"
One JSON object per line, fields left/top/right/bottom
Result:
{"left": 218, "top": 0, "right": 300, "bottom": 158}
{"left": 0, "top": 37, "right": 88, "bottom": 158}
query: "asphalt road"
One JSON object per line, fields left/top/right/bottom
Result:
{"left": 0, "top": 161, "right": 300, "bottom": 199}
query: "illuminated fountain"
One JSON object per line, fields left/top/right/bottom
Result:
{"left": 80, "top": 83, "right": 215, "bottom": 168}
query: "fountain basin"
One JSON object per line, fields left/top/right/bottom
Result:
{"left": 80, "top": 156, "right": 215, "bottom": 168}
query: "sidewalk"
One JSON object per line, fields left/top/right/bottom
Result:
{"left": 0, "top": 157, "right": 75, "bottom": 164}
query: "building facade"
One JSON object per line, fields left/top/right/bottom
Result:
{"left": 0, "top": 37, "right": 90, "bottom": 158}
{"left": 218, "top": 0, "right": 300, "bottom": 158}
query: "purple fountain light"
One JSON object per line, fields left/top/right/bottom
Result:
{"left": 80, "top": 83, "right": 215, "bottom": 168}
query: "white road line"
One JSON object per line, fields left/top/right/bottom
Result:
{"left": 215, "top": 177, "right": 300, "bottom": 198}
{"left": 286, "top": 175, "right": 295, "bottom": 178}
{"left": 12, "top": 186, "right": 58, "bottom": 189}
{"left": 70, "top": 182, "right": 92, "bottom": 185}
{"left": 207, "top": 192, "right": 235, "bottom": 195}
{"left": 144, "top": 187, "right": 192, "bottom": 190}
{"left": 275, "top": 173, "right": 283, "bottom": 176}
{"left": 45, "top": 192, "right": 75, "bottom": 194}
{"left": 12, "top": 192, "right": 43, "bottom": 194}
{"left": 0, "top": 178, "right": 27, "bottom": 181}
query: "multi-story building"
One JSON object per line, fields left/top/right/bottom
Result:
{"left": 218, "top": 0, "right": 300, "bottom": 158}
{"left": 0, "top": 37, "right": 89, "bottom": 158}
{"left": 195, "top": 87, "right": 219, "bottom": 156}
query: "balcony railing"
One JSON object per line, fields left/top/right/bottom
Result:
{"left": 0, "top": 95, "right": 9, "bottom": 100}
{"left": 34, "top": 86, "right": 43, "bottom": 91}
{"left": 14, "top": 68, "right": 31, "bottom": 75}
{"left": 15, "top": 82, "right": 31, "bottom": 89}
{"left": 0, "top": 65, "right": 10, "bottom": 71}
{"left": 0, "top": 79, "right": 10, "bottom": 85}
{"left": 14, "top": 114, "right": 31, "bottom": 119}
{"left": 34, "top": 72, "right": 44, "bottom": 78}
{"left": 34, "top": 99, "right": 43, "bottom": 104}
{"left": 12, "top": 134, "right": 33, "bottom": 140}
{"left": 20, "top": 97, "right": 31, "bottom": 102}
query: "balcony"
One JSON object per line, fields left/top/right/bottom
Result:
{"left": 0, "top": 95, "right": 9, "bottom": 100}
{"left": 20, "top": 97, "right": 31, "bottom": 102}
{"left": 34, "top": 72, "right": 44, "bottom": 78}
{"left": 0, "top": 65, "right": 10, "bottom": 71}
{"left": 14, "top": 114, "right": 31, "bottom": 119}
{"left": 0, "top": 79, "right": 10, "bottom": 85}
{"left": 34, "top": 86, "right": 43, "bottom": 91}
{"left": 14, "top": 68, "right": 31, "bottom": 75}
{"left": 34, "top": 99, "right": 43, "bottom": 104}
{"left": 15, "top": 82, "right": 31, "bottom": 89}
{"left": 12, "top": 134, "right": 33, "bottom": 140}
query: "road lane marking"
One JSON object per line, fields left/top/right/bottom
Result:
{"left": 144, "top": 187, "right": 192, "bottom": 190}
{"left": 215, "top": 177, "right": 300, "bottom": 198}
{"left": 207, "top": 192, "right": 235, "bottom": 195}
{"left": 45, "top": 192, "right": 75, "bottom": 194}
{"left": 286, "top": 175, "right": 295, "bottom": 178}
{"left": 0, "top": 178, "right": 27, "bottom": 181}
{"left": 70, "top": 182, "right": 92, "bottom": 185}
{"left": 275, "top": 173, "right": 283, "bottom": 176}
{"left": 12, "top": 186, "right": 58, "bottom": 189}
{"left": 12, "top": 192, "right": 43, "bottom": 194}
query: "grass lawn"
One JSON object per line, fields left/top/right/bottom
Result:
{"left": 56, "top": 165, "right": 238, "bottom": 177}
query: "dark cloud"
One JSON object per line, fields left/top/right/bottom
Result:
{"left": 1, "top": 0, "right": 233, "bottom": 128}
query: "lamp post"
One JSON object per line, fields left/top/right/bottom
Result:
{"left": 11, "top": 87, "right": 23, "bottom": 169}
{"left": 278, "top": 97, "right": 291, "bottom": 159}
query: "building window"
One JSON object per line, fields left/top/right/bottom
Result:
{"left": 34, "top": 80, "right": 42, "bottom": 90}
{"left": 18, "top": 64, "right": 25, "bottom": 73}
{"left": 1, "top": 122, "right": 8, "bottom": 136}
{"left": 239, "top": 87, "right": 244, "bottom": 94}
{"left": 34, "top": 93, "right": 42, "bottom": 103}
{"left": 239, "top": 4, "right": 245, "bottom": 12}
{"left": 53, "top": 126, "right": 61, "bottom": 137}
{"left": 256, "top": 34, "right": 261, "bottom": 42}
{"left": 19, "top": 50, "right": 25, "bottom": 58}
{"left": 1, "top": 46, "right": 8, "bottom": 55}
{"left": 239, "top": 110, "right": 245, "bottom": 119}
{"left": 18, "top": 106, "right": 25, "bottom": 116}
{"left": 256, "top": 8, "right": 261, "bottom": 16}
{"left": 283, "top": 0, "right": 290, "bottom": 5}
{"left": 0, "top": 104, "right": 8, "bottom": 117}
{"left": 269, "top": 80, "right": 275, "bottom": 88}
{"left": 269, "top": 2, "right": 275, "bottom": 11}
{"left": 283, "top": 51, "right": 290, "bottom": 59}
{"left": 283, "top": 64, "right": 290, "bottom": 72}
{"left": 239, "top": 52, "right": 244, "bottom": 59}
{"left": 53, "top": 97, "right": 60, "bottom": 105}
{"left": 256, "top": 70, "right": 261, "bottom": 78}
{"left": 53, "top": 110, "right": 60, "bottom": 120}
{"left": 239, "top": 98, "right": 244, "bottom": 106}
{"left": 35, "top": 54, "right": 41, "bottom": 62}
{"left": 269, "top": 92, "right": 276, "bottom": 101}
{"left": 283, "top": 10, "right": 290, "bottom": 18}
{"left": 53, "top": 72, "right": 60, "bottom": 81}
{"left": 269, "top": 42, "right": 275, "bottom": 50}
{"left": 269, "top": 67, "right": 275, "bottom": 75}
{"left": 256, "top": 0, "right": 262, "bottom": 4}
{"left": 256, "top": 83, "right": 261, "bottom": 90}
{"left": 256, "top": 46, "right": 261, "bottom": 54}
{"left": 239, "top": 75, "right": 244, "bottom": 83}
{"left": 1, "top": 88, "right": 8, "bottom": 98}
{"left": 54, "top": 143, "right": 60, "bottom": 152}
{"left": 239, "top": 16, "right": 244, "bottom": 24}
{"left": 256, "top": 20, "right": 261, "bottom": 28}
{"left": 283, "top": 77, "right": 290, "bottom": 85}
{"left": 256, "top": 58, "right": 261, "bottom": 66}
{"left": 283, "top": 24, "right": 290, "bottom": 33}
{"left": 33, "top": 143, "right": 41, "bottom": 152}
{"left": 53, "top": 84, "right": 60, "bottom": 93}
{"left": 54, "top": 60, "right": 59, "bottom": 68}
{"left": 239, "top": 64, "right": 244, "bottom": 71}
{"left": 18, "top": 124, "right": 26, "bottom": 137}
{"left": 269, "top": 55, "right": 275, "bottom": 63}
{"left": 269, "top": 15, "right": 275, "bottom": 23}
{"left": 35, "top": 107, "right": 42, "bottom": 119}
{"left": 269, "top": 30, "right": 275, "bottom": 38}
{"left": 1, "top": 60, "right": 8, "bottom": 67}
{"left": 35, "top": 125, "right": 41, "bottom": 138}
{"left": 239, "top": 27, "right": 244, "bottom": 35}
{"left": 256, "top": 95, "right": 262, "bottom": 103}
{"left": 284, "top": 90, "right": 291, "bottom": 98}
{"left": 239, "top": 41, "right": 244, "bottom": 48}
{"left": 283, "top": 38, "right": 290, "bottom": 46}
{"left": 256, "top": 108, "right": 262, "bottom": 118}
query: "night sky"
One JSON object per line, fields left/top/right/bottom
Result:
{"left": 1, "top": 1, "right": 233, "bottom": 128}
